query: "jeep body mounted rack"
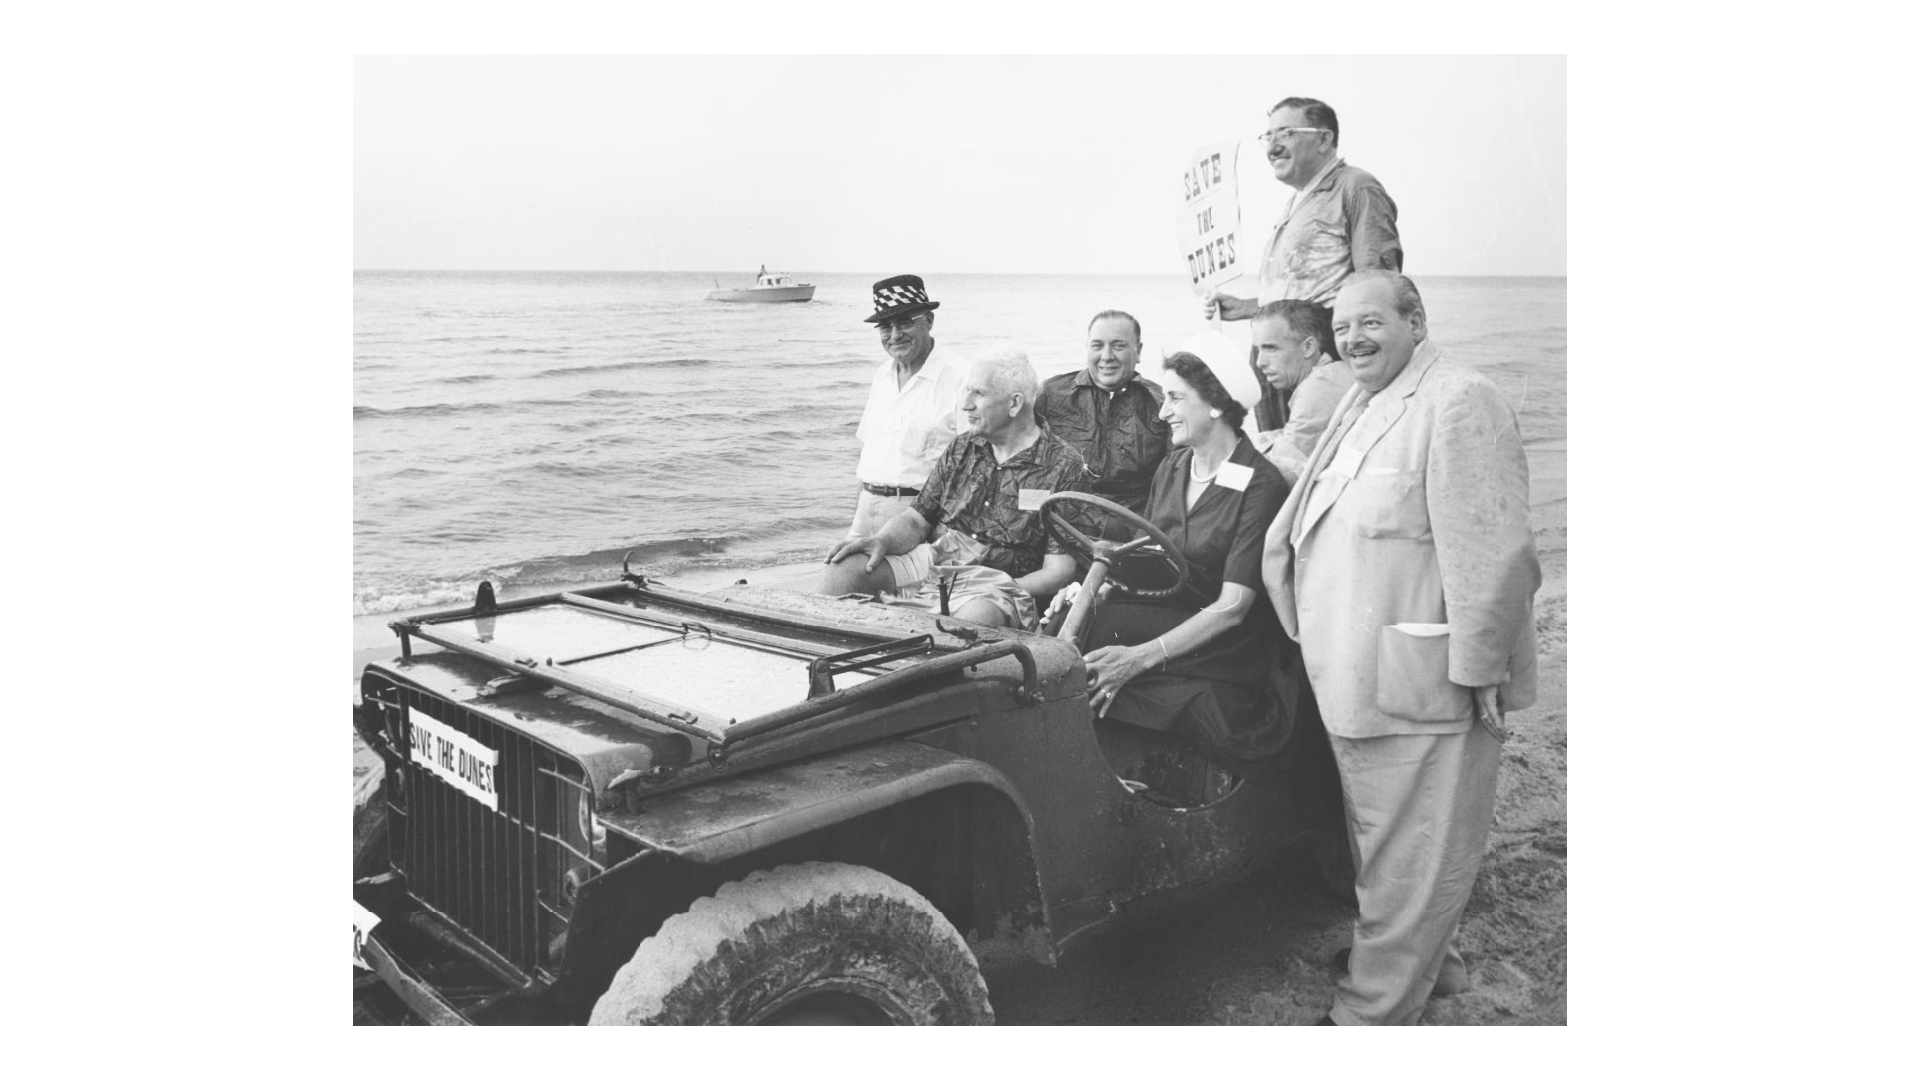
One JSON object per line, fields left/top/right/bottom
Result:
{"left": 386, "top": 578, "right": 1039, "bottom": 765}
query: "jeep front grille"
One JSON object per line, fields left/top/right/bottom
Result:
{"left": 364, "top": 677, "right": 601, "bottom": 981}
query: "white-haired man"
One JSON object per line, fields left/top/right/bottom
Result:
{"left": 822, "top": 350, "right": 1089, "bottom": 629}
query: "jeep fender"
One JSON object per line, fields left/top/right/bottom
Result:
{"left": 596, "top": 740, "right": 1053, "bottom": 962}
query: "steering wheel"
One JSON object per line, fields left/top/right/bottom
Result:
{"left": 1039, "top": 491, "right": 1190, "bottom": 599}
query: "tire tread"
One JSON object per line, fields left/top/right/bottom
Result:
{"left": 588, "top": 861, "right": 992, "bottom": 1025}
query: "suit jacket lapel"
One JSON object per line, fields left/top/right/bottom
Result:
{"left": 1266, "top": 383, "right": 1360, "bottom": 640}
{"left": 1338, "top": 389, "right": 1406, "bottom": 470}
{"left": 1289, "top": 340, "right": 1441, "bottom": 545}
{"left": 1289, "top": 382, "right": 1368, "bottom": 544}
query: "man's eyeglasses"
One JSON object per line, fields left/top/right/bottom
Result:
{"left": 1259, "top": 126, "right": 1329, "bottom": 146}
{"left": 875, "top": 314, "right": 925, "bottom": 336}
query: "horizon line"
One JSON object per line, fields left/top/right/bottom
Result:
{"left": 353, "top": 267, "right": 1570, "bottom": 279}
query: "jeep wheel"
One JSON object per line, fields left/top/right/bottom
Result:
{"left": 588, "top": 861, "right": 994, "bottom": 1025}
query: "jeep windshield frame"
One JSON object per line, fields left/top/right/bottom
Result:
{"left": 387, "top": 579, "right": 1040, "bottom": 762}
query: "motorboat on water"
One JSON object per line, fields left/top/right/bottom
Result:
{"left": 706, "top": 265, "right": 815, "bottom": 303}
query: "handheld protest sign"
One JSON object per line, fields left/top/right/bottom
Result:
{"left": 1177, "top": 141, "right": 1243, "bottom": 295}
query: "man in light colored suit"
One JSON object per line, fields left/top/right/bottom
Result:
{"left": 1263, "top": 270, "right": 1539, "bottom": 1026}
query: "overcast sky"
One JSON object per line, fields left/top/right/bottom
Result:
{"left": 355, "top": 55, "right": 1564, "bottom": 277}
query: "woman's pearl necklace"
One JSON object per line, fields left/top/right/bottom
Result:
{"left": 1189, "top": 453, "right": 1219, "bottom": 484}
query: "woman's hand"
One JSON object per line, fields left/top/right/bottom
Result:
{"left": 1084, "top": 644, "right": 1151, "bottom": 717}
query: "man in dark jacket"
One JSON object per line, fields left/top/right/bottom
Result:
{"left": 1033, "top": 310, "right": 1170, "bottom": 522}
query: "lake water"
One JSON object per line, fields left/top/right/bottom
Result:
{"left": 354, "top": 271, "right": 1566, "bottom": 615}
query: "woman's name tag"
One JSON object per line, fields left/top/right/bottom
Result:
{"left": 1213, "top": 462, "right": 1253, "bottom": 492}
{"left": 1018, "top": 488, "right": 1049, "bottom": 511}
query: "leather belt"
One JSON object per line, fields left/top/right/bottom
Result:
{"left": 862, "top": 482, "right": 920, "bottom": 497}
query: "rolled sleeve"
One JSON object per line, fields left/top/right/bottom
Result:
{"left": 1345, "top": 182, "right": 1403, "bottom": 273}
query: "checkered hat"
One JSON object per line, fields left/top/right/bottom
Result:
{"left": 863, "top": 274, "right": 941, "bottom": 323}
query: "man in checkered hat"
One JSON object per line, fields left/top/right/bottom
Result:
{"left": 845, "top": 274, "right": 970, "bottom": 536}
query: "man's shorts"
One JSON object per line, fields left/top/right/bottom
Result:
{"left": 884, "top": 528, "right": 1038, "bottom": 630}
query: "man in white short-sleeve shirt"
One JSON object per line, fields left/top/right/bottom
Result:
{"left": 848, "top": 274, "right": 969, "bottom": 536}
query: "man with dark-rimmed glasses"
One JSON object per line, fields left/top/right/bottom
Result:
{"left": 847, "top": 274, "right": 970, "bottom": 536}
{"left": 1205, "top": 97, "right": 1400, "bottom": 427}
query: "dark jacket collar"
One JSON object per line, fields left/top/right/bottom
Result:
{"left": 1071, "top": 368, "right": 1144, "bottom": 391}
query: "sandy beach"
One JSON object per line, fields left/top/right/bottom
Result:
{"left": 351, "top": 458, "right": 1567, "bottom": 1025}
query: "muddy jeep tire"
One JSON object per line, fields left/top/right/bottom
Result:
{"left": 588, "top": 861, "right": 994, "bottom": 1025}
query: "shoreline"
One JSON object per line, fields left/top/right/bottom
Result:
{"left": 351, "top": 456, "right": 1568, "bottom": 693}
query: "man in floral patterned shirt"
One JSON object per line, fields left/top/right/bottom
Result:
{"left": 821, "top": 349, "right": 1090, "bottom": 629}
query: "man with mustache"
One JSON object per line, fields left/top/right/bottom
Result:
{"left": 1205, "top": 98, "right": 1400, "bottom": 423}
{"left": 1264, "top": 271, "right": 1539, "bottom": 1025}
{"left": 1033, "top": 309, "right": 1169, "bottom": 520}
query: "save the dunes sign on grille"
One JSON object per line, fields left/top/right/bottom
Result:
{"left": 407, "top": 710, "right": 500, "bottom": 810}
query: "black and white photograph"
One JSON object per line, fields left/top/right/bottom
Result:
{"left": 350, "top": 53, "right": 1567, "bottom": 1027}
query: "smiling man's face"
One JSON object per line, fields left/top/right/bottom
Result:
{"left": 1085, "top": 315, "right": 1140, "bottom": 390}
{"left": 1264, "top": 106, "right": 1334, "bottom": 189}
{"left": 1332, "top": 277, "right": 1424, "bottom": 391}
{"left": 877, "top": 311, "right": 934, "bottom": 368}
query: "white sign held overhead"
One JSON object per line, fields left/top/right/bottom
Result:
{"left": 1177, "top": 141, "right": 1243, "bottom": 295}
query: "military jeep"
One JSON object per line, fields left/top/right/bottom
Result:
{"left": 352, "top": 498, "right": 1344, "bottom": 1025}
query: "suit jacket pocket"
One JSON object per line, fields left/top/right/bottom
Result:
{"left": 1353, "top": 468, "right": 1430, "bottom": 539}
{"left": 1376, "top": 623, "right": 1474, "bottom": 721}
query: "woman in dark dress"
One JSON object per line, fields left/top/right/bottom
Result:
{"left": 1081, "top": 352, "right": 1307, "bottom": 777}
